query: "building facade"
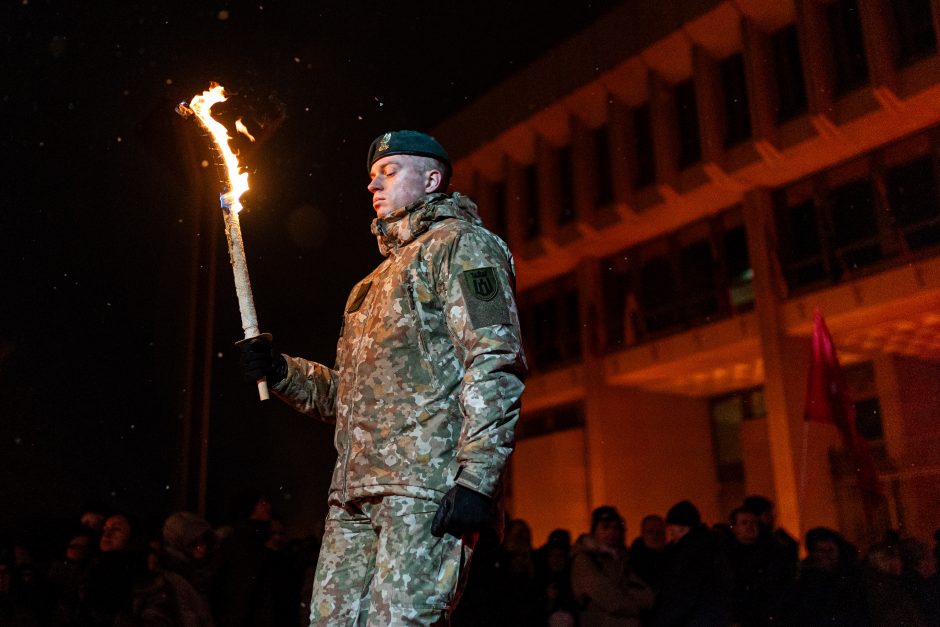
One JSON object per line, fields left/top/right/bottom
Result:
{"left": 435, "top": 0, "right": 940, "bottom": 548}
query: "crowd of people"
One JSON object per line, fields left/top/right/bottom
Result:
{"left": 2, "top": 493, "right": 938, "bottom": 626}
{"left": 0, "top": 492, "right": 318, "bottom": 627}
{"left": 453, "top": 496, "right": 940, "bottom": 627}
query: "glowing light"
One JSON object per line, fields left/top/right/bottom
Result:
{"left": 235, "top": 118, "right": 256, "bottom": 142}
{"left": 187, "top": 83, "right": 249, "bottom": 213}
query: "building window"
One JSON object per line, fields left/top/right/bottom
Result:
{"left": 885, "top": 155, "right": 940, "bottom": 251}
{"left": 828, "top": 177, "right": 883, "bottom": 272}
{"left": 724, "top": 225, "right": 755, "bottom": 311}
{"left": 519, "top": 281, "right": 581, "bottom": 373}
{"left": 523, "top": 163, "right": 541, "bottom": 240}
{"left": 844, "top": 362, "right": 884, "bottom": 441}
{"left": 490, "top": 179, "right": 508, "bottom": 243}
{"left": 771, "top": 24, "right": 808, "bottom": 123}
{"left": 601, "top": 207, "right": 752, "bottom": 350}
{"left": 557, "top": 145, "right": 575, "bottom": 225}
{"left": 892, "top": 0, "right": 938, "bottom": 67}
{"left": 775, "top": 137, "right": 940, "bottom": 292}
{"left": 639, "top": 254, "right": 680, "bottom": 334}
{"left": 593, "top": 125, "right": 615, "bottom": 207}
{"left": 826, "top": 0, "right": 870, "bottom": 95}
{"left": 776, "top": 194, "right": 830, "bottom": 288}
{"left": 632, "top": 103, "right": 656, "bottom": 188}
{"left": 516, "top": 404, "right": 585, "bottom": 440}
{"left": 710, "top": 388, "right": 766, "bottom": 483}
{"left": 721, "top": 53, "right": 752, "bottom": 147}
{"left": 675, "top": 79, "right": 702, "bottom": 168}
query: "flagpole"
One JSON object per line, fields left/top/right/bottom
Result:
{"left": 798, "top": 420, "right": 809, "bottom": 542}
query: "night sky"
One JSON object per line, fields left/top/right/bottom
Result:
{"left": 2, "top": 1, "right": 624, "bottom": 533}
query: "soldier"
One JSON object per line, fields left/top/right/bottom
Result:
{"left": 240, "top": 130, "right": 527, "bottom": 626}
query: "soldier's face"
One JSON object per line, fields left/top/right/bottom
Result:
{"left": 368, "top": 155, "right": 430, "bottom": 218}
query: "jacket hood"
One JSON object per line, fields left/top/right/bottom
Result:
{"left": 371, "top": 192, "right": 482, "bottom": 257}
{"left": 162, "top": 511, "right": 215, "bottom": 562}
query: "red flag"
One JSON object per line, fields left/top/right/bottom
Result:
{"left": 804, "top": 308, "right": 883, "bottom": 520}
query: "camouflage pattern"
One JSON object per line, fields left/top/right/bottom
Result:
{"left": 309, "top": 496, "right": 469, "bottom": 626}
{"left": 273, "top": 192, "right": 527, "bottom": 502}
{"left": 273, "top": 192, "right": 526, "bottom": 625}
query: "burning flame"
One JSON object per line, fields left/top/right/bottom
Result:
{"left": 186, "top": 83, "right": 249, "bottom": 213}
{"left": 235, "top": 118, "right": 256, "bottom": 142}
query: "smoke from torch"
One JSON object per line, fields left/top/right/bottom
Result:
{"left": 177, "top": 83, "right": 271, "bottom": 401}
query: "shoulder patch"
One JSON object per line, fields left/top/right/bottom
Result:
{"left": 459, "top": 267, "right": 511, "bottom": 329}
{"left": 463, "top": 267, "right": 499, "bottom": 301}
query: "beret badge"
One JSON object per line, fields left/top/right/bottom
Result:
{"left": 376, "top": 132, "right": 391, "bottom": 153}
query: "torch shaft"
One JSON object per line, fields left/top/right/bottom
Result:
{"left": 222, "top": 209, "right": 269, "bottom": 400}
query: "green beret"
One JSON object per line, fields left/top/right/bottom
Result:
{"left": 367, "top": 130, "right": 451, "bottom": 173}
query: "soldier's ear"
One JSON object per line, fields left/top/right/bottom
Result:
{"left": 425, "top": 169, "right": 442, "bottom": 193}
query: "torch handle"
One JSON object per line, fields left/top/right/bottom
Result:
{"left": 235, "top": 333, "right": 273, "bottom": 402}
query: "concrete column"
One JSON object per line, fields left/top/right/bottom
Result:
{"left": 505, "top": 159, "right": 527, "bottom": 253}
{"left": 536, "top": 134, "right": 559, "bottom": 241}
{"left": 570, "top": 115, "right": 592, "bottom": 218}
{"left": 857, "top": 0, "right": 899, "bottom": 91}
{"left": 741, "top": 18, "right": 780, "bottom": 147}
{"left": 608, "top": 97, "right": 635, "bottom": 207}
{"left": 741, "top": 187, "right": 802, "bottom": 538}
{"left": 649, "top": 71, "right": 679, "bottom": 189}
{"left": 579, "top": 257, "right": 606, "bottom": 512}
{"left": 794, "top": 0, "right": 835, "bottom": 118}
{"left": 692, "top": 44, "right": 724, "bottom": 166}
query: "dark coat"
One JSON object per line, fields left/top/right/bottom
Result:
{"left": 649, "top": 525, "right": 734, "bottom": 627}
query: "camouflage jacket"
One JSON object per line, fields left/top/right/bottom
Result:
{"left": 273, "top": 192, "right": 527, "bottom": 503}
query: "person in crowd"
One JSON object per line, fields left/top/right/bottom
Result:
{"left": 534, "top": 529, "right": 577, "bottom": 626}
{"left": 743, "top": 495, "right": 798, "bottom": 571}
{"left": 239, "top": 130, "right": 527, "bottom": 625}
{"left": 0, "top": 543, "right": 41, "bottom": 627}
{"left": 863, "top": 540, "right": 927, "bottom": 626}
{"left": 264, "top": 518, "right": 305, "bottom": 627}
{"left": 790, "top": 526, "right": 870, "bottom": 626}
{"left": 630, "top": 514, "right": 668, "bottom": 593}
{"left": 80, "top": 512, "right": 150, "bottom": 626}
{"left": 898, "top": 536, "right": 940, "bottom": 625}
{"left": 79, "top": 501, "right": 109, "bottom": 537}
{"left": 495, "top": 519, "right": 542, "bottom": 626}
{"left": 125, "top": 511, "right": 218, "bottom": 626}
{"left": 724, "top": 507, "right": 792, "bottom": 626}
{"left": 571, "top": 506, "right": 654, "bottom": 627}
{"left": 47, "top": 524, "right": 95, "bottom": 626}
{"left": 212, "top": 490, "right": 274, "bottom": 627}
{"left": 650, "top": 500, "right": 733, "bottom": 626}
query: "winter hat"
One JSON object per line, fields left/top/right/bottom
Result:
{"left": 162, "top": 511, "right": 215, "bottom": 555}
{"left": 665, "top": 500, "right": 701, "bottom": 528}
{"left": 590, "top": 506, "right": 624, "bottom": 534}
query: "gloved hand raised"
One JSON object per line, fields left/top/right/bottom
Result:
{"left": 238, "top": 335, "right": 287, "bottom": 385}
{"left": 430, "top": 484, "right": 493, "bottom": 539}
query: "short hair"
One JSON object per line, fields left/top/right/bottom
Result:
{"left": 411, "top": 155, "right": 450, "bottom": 192}
{"left": 743, "top": 495, "right": 773, "bottom": 515}
{"left": 591, "top": 506, "right": 624, "bottom": 534}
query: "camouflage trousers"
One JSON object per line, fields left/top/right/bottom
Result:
{"left": 308, "top": 495, "right": 472, "bottom": 626}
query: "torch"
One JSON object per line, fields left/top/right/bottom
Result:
{"left": 177, "top": 83, "right": 271, "bottom": 400}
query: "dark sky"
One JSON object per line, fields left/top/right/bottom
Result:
{"left": 1, "top": 1, "right": 621, "bottom": 533}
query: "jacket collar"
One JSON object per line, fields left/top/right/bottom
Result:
{"left": 370, "top": 192, "right": 482, "bottom": 257}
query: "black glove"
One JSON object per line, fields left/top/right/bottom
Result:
{"left": 238, "top": 335, "right": 287, "bottom": 384}
{"left": 431, "top": 484, "right": 493, "bottom": 539}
